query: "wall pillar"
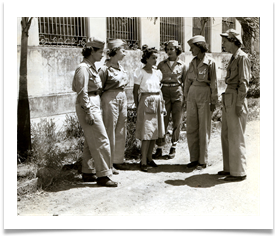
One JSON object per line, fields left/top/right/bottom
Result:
{"left": 87, "top": 17, "right": 107, "bottom": 44}
{"left": 183, "top": 17, "right": 193, "bottom": 52}
{"left": 139, "top": 17, "right": 160, "bottom": 49}
{"left": 210, "top": 17, "right": 222, "bottom": 53}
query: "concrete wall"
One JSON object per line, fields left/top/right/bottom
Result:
{"left": 17, "top": 46, "right": 232, "bottom": 119}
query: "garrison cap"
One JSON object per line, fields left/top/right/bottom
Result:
{"left": 86, "top": 37, "right": 105, "bottom": 48}
{"left": 187, "top": 35, "right": 206, "bottom": 45}
{"left": 167, "top": 40, "right": 179, "bottom": 47}
{"left": 107, "top": 39, "right": 126, "bottom": 50}
{"left": 220, "top": 29, "right": 243, "bottom": 44}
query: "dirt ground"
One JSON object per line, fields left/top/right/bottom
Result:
{"left": 17, "top": 120, "right": 260, "bottom": 217}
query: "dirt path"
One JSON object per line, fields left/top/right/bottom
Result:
{"left": 17, "top": 120, "right": 260, "bottom": 216}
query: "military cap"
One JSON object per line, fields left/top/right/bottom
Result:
{"left": 220, "top": 29, "right": 243, "bottom": 44}
{"left": 167, "top": 40, "right": 179, "bottom": 47}
{"left": 187, "top": 35, "right": 206, "bottom": 45}
{"left": 86, "top": 37, "right": 105, "bottom": 48}
{"left": 107, "top": 39, "right": 126, "bottom": 50}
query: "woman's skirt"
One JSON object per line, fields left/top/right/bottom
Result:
{"left": 136, "top": 92, "right": 165, "bottom": 140}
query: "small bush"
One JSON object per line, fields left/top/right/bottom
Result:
{"left": 64, "top": 114, "right": 84, "bottom": 139}
{"left": 247, "top": 52, "right": 260, "bottom": 98}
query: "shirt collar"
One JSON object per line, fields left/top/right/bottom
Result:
{"left": 233, "top": 48, "right": 241, "bottom": 59}
{"left": 166, "top": 57, "right": 182, "bottom": 64}
{"left": 83, "top": 58, "right": 96, "bottom": 70}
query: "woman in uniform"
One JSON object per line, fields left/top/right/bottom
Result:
{"left": 184, "top": 35, "right": 218, "bottom": 170}
{"left": 72, "top": 38, "right": 117, "bottom": 187}
{"left": 153, "top": 40, "right": 187, "bottom": 159}
{"left": 99, "top": 39, "right": 129, "bottom": 174}
{"left": 133, "top": 45, "right": 166, "bottom": 172}
{"left": 219, "top": 29, "right": 251, "bottom": 181}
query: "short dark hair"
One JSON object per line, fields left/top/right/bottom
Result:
{"left": 194, "top": 42, "right": 209, "bottom": 53}
{"left": 164, "top": 43, "right": 182, "bottom": 56}
{"left": 223, "top": 36, "right": 242, "bottom": 48}
{"left": 107, "top": 47, "right": 121, "bottom": 57}
{"left": 141, "top": 45, "right": 158, "bottom": 64}
{"left": 82, "top": 46, "right": 101, "bottom": 58}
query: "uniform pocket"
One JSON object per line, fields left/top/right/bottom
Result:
{"left": 144, "top": 96, "right": 157, "bottom": 114}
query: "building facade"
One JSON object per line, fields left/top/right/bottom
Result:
{"left": 17, "top": 17, "right": 241, "bottom": 121}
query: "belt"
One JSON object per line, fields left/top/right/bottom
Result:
{"left": 162, "top": 83, "right": 180, "bottom": 87}
{"left": 226, "top": 85, "right": 238, "bottom": 90}
{"left": 141, "top": 92, "right": 160, "bottom": 95}
{"left": 88, "top": 90, "right": 101, "bottom": 96}
{"left": 192, "top": 81, "right": 209, "bottom": 87}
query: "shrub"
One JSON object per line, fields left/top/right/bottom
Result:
{"left": 247, "top": 52, "right": 260, "bottom": 98}
{"left": 30, "top": 118, "right": 66, "bottom": 170}
{"left": 63, "top": 114, "right": 84, "bottom": 139}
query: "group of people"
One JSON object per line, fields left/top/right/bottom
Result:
{"left": 72, "top": 29, "right": 251, "bottom": 187}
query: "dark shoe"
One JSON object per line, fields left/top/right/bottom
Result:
{"left": 168, "top": 147, "right": 176, "bottom": 159}
{"left": 147, "top": 160, "right": 158, "bottom": 167}
{"left": 186, "top": 161, "right": 199, "bottom": 168}
{"left": 224, "top": 175, "right": 246, "bottom": 182}
{"left": 196, "top": 164, "right": 206, "bottom": 170}
{"left": 112, "top": 167, "right": 119, "bottom": 175}
{"left": 113, "top": 163, "right": 129, "bottom": 170}
{"left": 218, "top": 171, "right": 230, "bottom": 175}
{"left": 97, "top": 176, "right": 118, "bottom": 187}
{"left": 140, "top": 164, "right": 148, "bottom": 172}
{"left": 82, "top": 173, "right": 97, "bottom": 182}
{"left": 152, "top": 148, "right": 162, "bottom": 159}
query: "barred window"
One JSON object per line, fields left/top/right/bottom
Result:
{"left": 193, "top": 17, "right": 211, "bottom": 51}
{"left": 38, "top": 17, "right": 88, "bottom": 47}
{"left": 107, "top": 17, "right": 139, "bottom": 49}
{"left": 160, "top": 17, "right": 183, "bottom": 49}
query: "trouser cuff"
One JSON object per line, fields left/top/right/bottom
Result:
{"left": 96, "top": 169, "right": 113, "bottom": 178}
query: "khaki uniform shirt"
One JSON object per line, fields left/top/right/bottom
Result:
{"left": 157, "top": 57, "right": 187, "bottom": 84}
{"left": 225, "top": 48, "right": 251, "bottom": 106}
{"left": 184, "top": 54, "right": 218, "bottom": 104}
{"left": 98, "top": 62, "right": 129, "bottom": 92}
{"left": 72, "top": 58, "right": 102, "bottom": 111}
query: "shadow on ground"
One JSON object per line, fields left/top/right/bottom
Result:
{"left": 165, "top": 173, "right": 228, "bottom": 188}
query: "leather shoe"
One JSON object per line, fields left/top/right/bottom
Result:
{"left": 82, "top": 173, "right": 97, "bottom": 182}
{"left": 147, "top": 160, "right": 158, "bottom": 167}
{"left": 168, "top": 147, "right": 176, "bottom": 159}
{"left": 140, "top": 164, "right": 148, "bottom": 172}
{"left": 186, "top": 161, "right": 198, "bottom": 168}
{"left": 97, "top": 176, "right": 118, "bottom": 187}
{"left": 196, "top": 164, "right": 206, "bottom": 170}
{"left": 113, "top": 163, "right": 129, "bottom": 170}
{"left": 112, "top": 167, "right": 119, "bottom": 175}
{"left": 152, "top": 148, "right": 162, "bottom": 159}
{"left": 224, "top": 175, "right": 246, "bottom": 182}
{"left": 218, "top": 171, "right": 230, "bottom": 175}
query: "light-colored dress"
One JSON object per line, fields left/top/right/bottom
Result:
{"left": 134, "top": 67, "right": 165, "bottom": 140}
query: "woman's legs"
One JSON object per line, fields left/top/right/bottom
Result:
{"left": 141, "top": 140, "right": 151, "bottom": 165}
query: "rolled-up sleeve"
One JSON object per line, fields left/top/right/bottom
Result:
{"left": 181, "top": 64, "right": 188, "bottom": 85}
{"left": 73, "top": 66, "right": 92, "bottom": 112}
{"left": 209, "top": 61, "right": 218, "bottom": 105}
{"left": 236, "top": 56, "right": 251, "bottom": 106}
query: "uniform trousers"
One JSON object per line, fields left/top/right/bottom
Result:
{"left": 186, "top": 84, "right": 211, "bottom": 165}
{"left": 101, "top": 89, "right": 127, "bottom": 164}
{"left": 75, "top": 94, "right": 112, "bottom": 177}
{"left": 221, "top": 88, "right": 247, "bottom": 176}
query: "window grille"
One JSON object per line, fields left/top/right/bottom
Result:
{"left": 222, "top": 17, "right": 236, "bottom": 52}
{"left": 193, "top": 17, "right": 211, "bottom": 51}
{"left": 222, "top": 17, "right": 236, "bottom": 33}
{"left": 106, "top": 17, "right": 139, "bottom": 49}
{"left": 38, "top": 17, "right": 88, "bottom": 47}
{"left": 160, "top": 17, "right": 183, "bottom": 49}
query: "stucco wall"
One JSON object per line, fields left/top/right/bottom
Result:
{"left": 17, "top": 46, "right": 232, "bottom": 119}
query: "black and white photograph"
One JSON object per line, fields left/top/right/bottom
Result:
{"left": 2, "top": 0, "right": 274, "bottom": 232}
